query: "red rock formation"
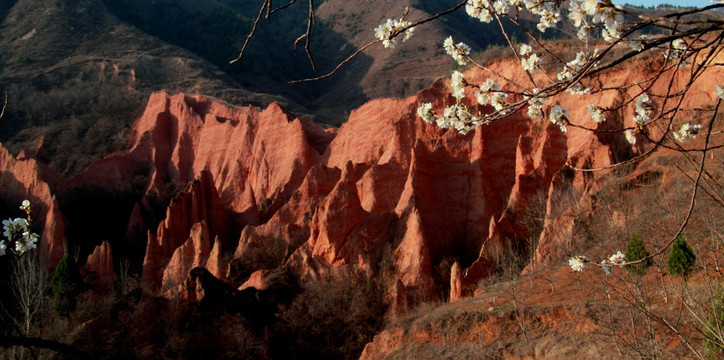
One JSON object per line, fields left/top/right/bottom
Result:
{"left": 0, "top": 54, "right": 719, "bottom": 311}
{"left": 206, "top": 236, "right": 226, "bottom": 280}
{"left": 126, "top": 92, "right": 324, "bottom": 217}
{"left": 229, "top": 164, "right": 341, "bottom": 281}
{"left": 162, "top": 221, "right": 212, "bottom": 289}
{"left": 0, "top": 145, "right": 66, "bottom": 268}
{"left": 141, "top": 171, "right": 227, "bottom": 290}
{"left": 85, "top": 241, "right": 115, "bottom": 287}
{"left": 450, "top": 261, "right": 463, "bottom": 302}
{"left": 239, "top": 269, "right": 270, "bottom": 291}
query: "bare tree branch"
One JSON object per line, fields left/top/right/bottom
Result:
{"left": 230, "top": 0, "right": 271, "bottom": 65}
{"left": 0, "top": 92, "right": 6, "bottom": 120}
{"left": 293, "top": 0, "right": 317, "bottom": 71}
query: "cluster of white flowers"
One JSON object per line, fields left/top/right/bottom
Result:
{"left": 600, "top": 251, "right": 626, "bottom": 274}
{"left": 1, "top": 200, "right": 39, "bottom": 256}
{"left": 549, "top": 105, "right": 568, "bottom": 132}
{"left": 437, "top": 104, "right": 485, "bottom": 135}
{"left": 568, "top": 0, "right": 623, "bottom": 42}
{"left": 587, "top": 104, "right": 606, "bottom": 123}
{"left": 404, "top": 2, "right": 716, "bottom": 141}
{"left": 526, "top": 90, "right": 546, "bottom": 118}
{"left": 415, "top": 72, "right": 495, "bottom": 135}
{"left": 715, "top": 85, "right": 724, "bottom": 100}
{"left": 596, "top": 7, "right": 624, "bottom": 43}
{"left": 634, "top": 93, "right": 654, "bottom": 127}
{"left": 569, "top": 255, "right": 589, "bottom": 272}
{"left": 451, "top": 71, "right": 467, "bottom": 101}
{"left": 491, "top": 92, "right": 508, "bottom": 111}
{"left": 629, "top": 34, "right": 653, "bottom": 52}
{"left": 609, "top": 251, "right": 625, "bottom": 264}
{"left": 374, "top": 18, "right": 415, "bottom": 48}
{"left": 672, "top": 122, "right": 702, "bottom": 143}
{"left": 570, "top": 251, "right": 627, "bottom": 274}
{"left": 557, "top": 50, "right": 596, "bottom": 95}
{"left": 665, "top": 39, "right": 691, "bottom": 66}
{"left": 417, "top": 103, "right": 436, "bottom": 124}
{"left": 523, "top": 0, "right": 561, "bottom": 32}
{"left": 465, "top": 0, "right": 560, "bottom": 32}
{"left": 475, "top": 78, "right": 499, "bottom": 105}
{"left": 466, "top": 0, "right": 494, "bottom": 23}
{"left": 444, "top": 37, "right": 472, "bottom": 66}
{"left": 519, "top": 44, "right": 541, "bottom": 73}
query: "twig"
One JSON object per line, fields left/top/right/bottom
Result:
{"left": 291, "top": 0, "right": 468, "bottom": 83}
{"left": 0, "top": 92, "right": 6, "bottom": 120}
{"left": 293, "top": 0, "right": 317, "bottom": 71}
{"left": 230, "top": 0, "right": 270, "bottom": 64}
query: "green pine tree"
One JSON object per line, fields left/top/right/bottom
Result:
{"left": 666, "top": 235, "right": 696, "bottom": 278}
{"left": 51, "top": 254, "right": 83, "bottom": 319}
{"left": 624, "top": 234, "right": 651, "bottom": 276}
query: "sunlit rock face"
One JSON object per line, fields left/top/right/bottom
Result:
{"left": 2, "top": 56, "right": 718, "bottom": 312}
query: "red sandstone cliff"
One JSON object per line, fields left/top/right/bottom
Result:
{"left": 0, "top": 56, "right": 718, "bottom": 314}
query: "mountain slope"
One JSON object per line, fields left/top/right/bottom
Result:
{"left": 0, "top": 0, "right": 311, "bottom": 176}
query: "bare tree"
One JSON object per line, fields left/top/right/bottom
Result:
{"left": 10, "top": 252, "right": 46, "bottom": 338}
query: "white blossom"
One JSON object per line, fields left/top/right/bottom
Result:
{"left": 609, "top": 251, "right": 625, "bottom": 265}
{"left": 625, "top": 129, "right": 637, "bottom": 145}
{"left": 20, "top": 200, "right": 30, "bottom": 212}
{"left": 549, "top": 105, "right": 568, "bottom": 132}
{"left": 630, "top": 34, "right": 652, "bottom": 52}
{"left": 588, "top": 105, "right": 606, "bottom": 123}
{"left": 526, "top": 94, "right": 546, "bottom": 118}
{"left": 475, "top": 79, "right": 498, "bottom": 105}
{"left": 519, "top": 43, "right": 532, "bottom": 57}
{"left": 521, "top": 53, "right": 540, "bottom": 72}
{"left": 491, "top": 92, "right": 507, "bottom": 111}
{"left": 601, "top": 26, "right": 621, "bottom": 43}
{"left": 493, "top": 1, "right": 509, "bottom": 15}
{"left": 480, "top": 78, "right": 498, "bottom": 92}
{"left": 569, "top": 256, "right": 589, "bottom": 272}
{"left": 591, "top": 5, "right": 623, "bottom": 43}
{"left": 444, "top": 37, "right": 472, "bottom": 66}
{"left": 580, "top": 0, "right": 598, "bottom": 16}
{"left": 417, "top": 103, "right": 436, "bottom": 124}
{"left": 568, "top": 1, "right": 586, "bottom": 28}
{"left": 466, "top": 0, "right": 493, "bottom": 23}
{"left": 567, "top": 83, "right": 591, "bottom": 95}
{"left": 634, "top": 93, "right": 654, "bottom": 127}
{"left": 715, "top": 85, "right": 724, "bottom": 100}
{"left": 601, "top": 260, "right": 612, "bottom": 275}
{"left": 576, "top": 27, "right": 588, "bottom": 41}
{"left": 532, "top": 2, "right": 561, "bottom": 32}
{"left": 475, "top": 91, "right": 490, "bottom": 105}
{"left": 438, "top": 107, "right": 455, "bottom": 129}
{"left": 451, "top": 71, "right": 466, "bottom": 101}
{"left": 374, "top": 18, "right": 415, "bottom": 48}
{"left": 664, "top": 39, "right": 692, "bottom": 66}
{"left": 15, "top": 240, "right": 27, "bottom": 253}
{"left": 3, "top": 218, "right": 28, "bottom": 240}
{"left": 672, "top": 122, "right": 702, "bottom": 142}
{"left": 436, "top": 103, "right": 481, "bottom": 134}
{"left": 2, "top": 219, "right": 13, "bottom": 239}
{"left": 0, "top": 200, "right": 39, "bottom": 256}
